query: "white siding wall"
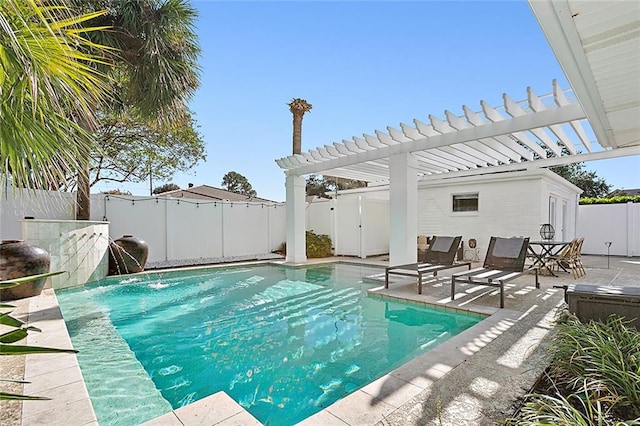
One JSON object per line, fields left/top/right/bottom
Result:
{"left": 417, "top": 176, "right": 541, "bottom": 257}
{"left": 414, "top": 170, "right": 580, "bottom": 257}
{"left": 311, "top": 170, "right": 581, "bottom": 261}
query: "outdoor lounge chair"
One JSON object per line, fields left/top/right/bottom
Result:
{"left": 450, "top": 236, "right": 539, "bottom": 308}
{"left": 386, "top": 236, "right": 471, "bottom": 294}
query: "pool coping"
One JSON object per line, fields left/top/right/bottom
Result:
{"left": 19, "top": 260, "right": 526, "bottom": 425}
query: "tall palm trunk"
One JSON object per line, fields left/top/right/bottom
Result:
{"left": 288, "top": 98, "right": 312, "bottom": 154}
{"left": 76, "top": 164, "right": 91, "bottom": 220}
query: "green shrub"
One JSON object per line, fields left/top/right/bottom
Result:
{"left": 580, "top": 195, "right": 640, "bottom": 205}
{"left": 271, "top": 232, "right": 334, "bottom": 258}
{"left": 305, "top": 230, "right": 333, "bottom": 258}
{"left": 550, "top": 315, "right": 640, "bottom": 418}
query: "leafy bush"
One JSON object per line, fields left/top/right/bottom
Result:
{"left": 550, "top": 314, "right": 640, "bottom": 417}
{"left": 505, "top": 312, "right": 640, "bottom": 425}
{"left": 580, "top": 195, "right": 640, "bottom": 205}
{"left": 273, "top": 232, "right": 334, "bottom": 258}
{"left": 306, "top": 231, "right": 333, "bottom": 258}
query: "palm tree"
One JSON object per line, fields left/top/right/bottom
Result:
{"left": 69, "top": 0, "right": 201, "bottom": 219}
{"left": 288, "top": 98, "right": 312, "bottom": 154}
{"left": 0, "top": 0, "right": 111, "bottom": 193}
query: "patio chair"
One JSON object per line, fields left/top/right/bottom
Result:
{"left": 547, "top": 237, "right": 586, "bottom": 279}
{"left": 450, "top": 236, "right": 539, "bottom": 308}
{"left": 386, "top": 236, "right": 471, "bottom": 294}
{"left": 573, "top": 237, "right": 586, "bottom": 277}
{"left": 546, "top": 238, "right": 578, "bottom": 277}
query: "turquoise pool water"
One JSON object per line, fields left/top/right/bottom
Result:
{"left": 57, "top": 263, "right": 483, "bottom": 425}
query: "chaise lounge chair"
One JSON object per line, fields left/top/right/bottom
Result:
{"left": 450, "top": 236, "right": 539, "bottom": 308}
{"left": 385, "top": 236, "right": 471, "bottom": 294}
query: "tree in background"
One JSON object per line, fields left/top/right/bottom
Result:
{"left": 0, "top": 0, "right": 110, "bottom": 193}
{"left": 288, "top": 98, "right": 312, "bottom": 154}
{"left": 153, "top": 183, "right": 180, "bottom": 195}
{"left": 550, "top": 163, "right": 612, "bottom": 198}
{"left": 306, "top": 175, "right": 367, "bottom": 197}
{"left": 88, "top": 110, "right": 203, "bottom": 194}
{"left": 222, "top": 172, "right": 257, "bottom": 197}
{"left": 69, "top": 0, "right": 201, "bottom": 219}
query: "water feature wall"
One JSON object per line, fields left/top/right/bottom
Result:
{"left": 21, "top": 219, "right": 110, "bottom": 289}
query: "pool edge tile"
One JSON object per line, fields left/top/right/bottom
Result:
{"left": 170, "top": 392, "right": 260, "bottom": 426}
{"left": 140, "top": 411, "right": 183, "bottom": 426}
{"left": 324, "top": 389, "right": 396, "bottom": 425}
{"left": 22, "top": 289, "right": 97, "bottom": 426}
{"left": 360, "top": 374, "right": 424, "bottom": 409}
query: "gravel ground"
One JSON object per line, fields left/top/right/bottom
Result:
{"left": 145, "top": 253, "right": 284, "bottom": 270}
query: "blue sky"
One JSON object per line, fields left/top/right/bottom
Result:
{"left": 95, "top": 0, "right": 640, "bottom": 201}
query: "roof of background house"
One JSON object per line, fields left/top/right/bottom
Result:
{"left": 607, "top": 188, "right": 640, "bottom": 197}
{"left": 158, "top": 184, "right": 277, "bottom": 203}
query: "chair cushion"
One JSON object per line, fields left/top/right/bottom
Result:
{"left": 431, "top": 236, "right": 455, "bottom": 252}
{"left": 492, "top": 237, "right": 524, "bottom": 258}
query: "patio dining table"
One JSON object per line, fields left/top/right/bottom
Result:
{"left": 527, "top": 240, "right": 571, "bottom": 276}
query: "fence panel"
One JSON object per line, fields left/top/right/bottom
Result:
{"left": 222, "top": 202, "right": 270, "bottom": 257}
{"left": 362, "top": 199, "right": 390, "bottom": 256}
{"left": 103, "top": 196, "right": 168, "bottom": 263}
{"left": 1, "top": 184, "right": 75, "bottom": 240}
{"left": 334, "top": 198, "right": 362, "bottom": 256}
{"left": 166, "top": 201, "right": 223, "bottom": 260}
{"left": 577, "top": 202, "right": 639, "bottom": 256}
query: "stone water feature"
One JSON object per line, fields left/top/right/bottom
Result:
{"left": 108, "top": 235, "right": 149, "bottom": 275}
{"left": 20, "top": 219, "right": 110, "bottom": 289}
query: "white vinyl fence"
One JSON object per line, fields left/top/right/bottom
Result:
{"left": 1, "top": 185, "right": 75, "bottom": 240}
{"left": 577, "top": 202, "right": 639, "bottom": 257}
{"left": 93, "top": 195, "right": 286, "bottom": 263}
{"left": 1, "top": 184, "right": 286, "bottom": 264}
{"left": 306, "top": 197, "right": 389, "bottom": 258}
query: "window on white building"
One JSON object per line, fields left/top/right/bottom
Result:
{"left": 452, "top": 193, "right": 478, "bottom": 212}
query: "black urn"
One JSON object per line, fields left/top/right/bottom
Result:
{"left": 108, "top": 235, "right": 149, "bottom": 275}
{"left": 0, "top": 240, "right": 51, "bottom": 300}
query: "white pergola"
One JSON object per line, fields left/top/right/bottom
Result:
{"left": 276, "top": 0, "right": 640, "bottom": 265}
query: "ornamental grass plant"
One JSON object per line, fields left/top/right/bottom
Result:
{"left": 506, "top": 311, "right": 640, "bottom": 425}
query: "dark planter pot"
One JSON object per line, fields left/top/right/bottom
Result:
{"left": 0, "top": 240, "right": 51, "bottom": 300}
{"left": 109, "top": 235, "right": 149, "bottom": 275}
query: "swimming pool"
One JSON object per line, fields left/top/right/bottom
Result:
{"left": 57, "top": 263, "right": 484, "bottom": 425}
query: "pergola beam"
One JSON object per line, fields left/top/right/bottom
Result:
{"left": 283, "top": 102, "right": 586, "bottom": 177}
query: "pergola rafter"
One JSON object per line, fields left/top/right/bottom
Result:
{"left": 276, "top": 81, "right": 605, "bottom": 182}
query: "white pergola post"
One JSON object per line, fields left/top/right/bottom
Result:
{"left": 389, "top": 153, "right": 418, "bottom": 266}
{"left": 285, "top": 174, "right": 307, "bottom": 264}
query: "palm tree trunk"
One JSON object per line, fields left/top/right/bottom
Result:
{"left": 76, "top": 163, "right": 91, "bottom": 220}
{"left": 293, "top": 113, "right": 303, "bottom": 154}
